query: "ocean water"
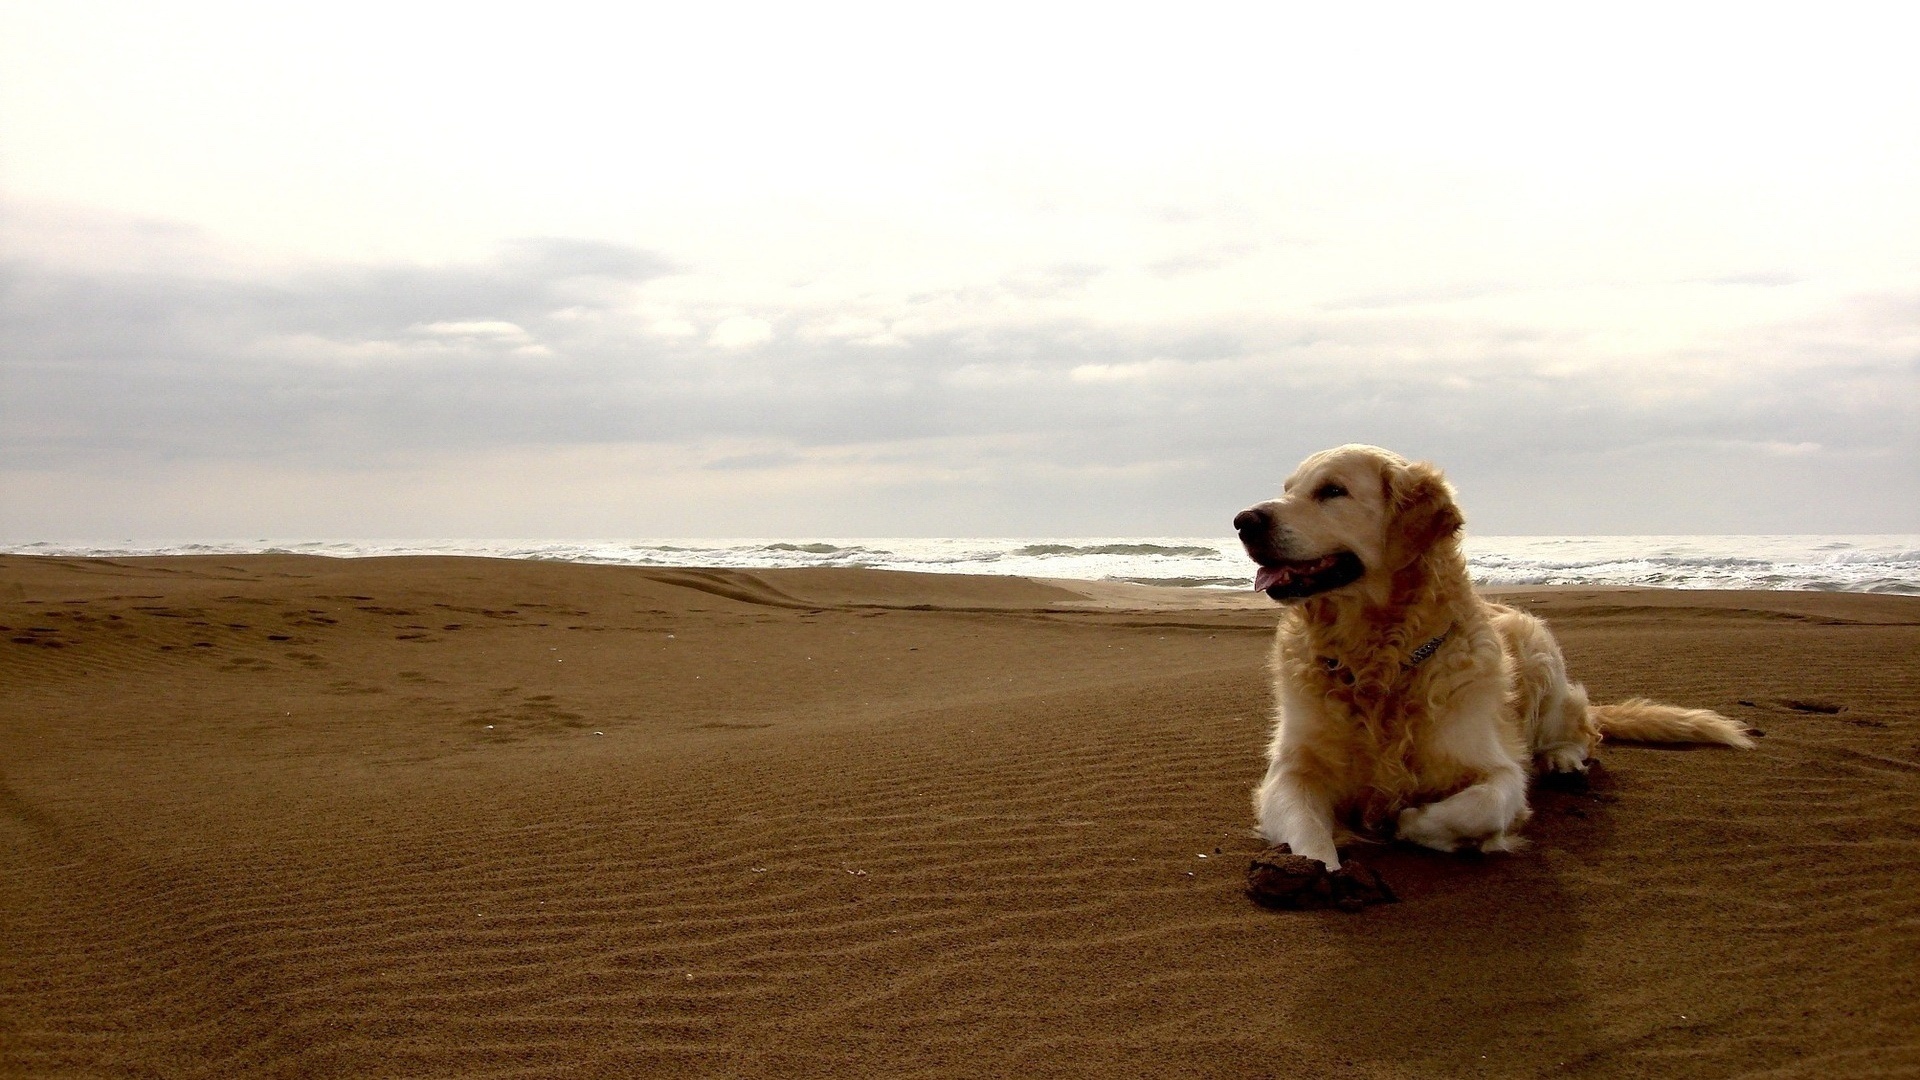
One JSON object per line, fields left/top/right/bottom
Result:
{"left": 6, "top": 536, "right": 1918, "bottom": 595}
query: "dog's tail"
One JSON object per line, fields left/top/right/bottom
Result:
{"left": 1589, "top": 697, "right": 1755, "bottom": 749}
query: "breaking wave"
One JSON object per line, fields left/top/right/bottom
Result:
{"left": 5, "top": 536, "right": 1916, "bottom": 594}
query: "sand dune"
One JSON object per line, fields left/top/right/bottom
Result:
{"left": 3, "top": 555, "right": 1917, "bottom": 1077}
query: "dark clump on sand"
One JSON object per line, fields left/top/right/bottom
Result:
{"left": 1246, "top": 847, "right": 1398, "bottom": 912}
{"left": 4, "top": 555, "right": 1919, "bottom": 1078}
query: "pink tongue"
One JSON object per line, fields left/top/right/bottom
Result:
{"left": 1254, "top": 565, "right": 1287, "bottom": 592}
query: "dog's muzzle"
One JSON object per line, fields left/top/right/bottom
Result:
{"left": 1234, "top": 507, "right": 1280, "bottom": 563}
{"left": 1233, "top": 506, "right": 1365, "bottom": 600}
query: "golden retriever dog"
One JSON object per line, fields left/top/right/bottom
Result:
{"left": 1234, "top": 444, "right": 1752, "bottom": 870}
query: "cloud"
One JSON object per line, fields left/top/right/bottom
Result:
{"left": 498, "top": 237, "right": 675, "bottom": 281}
{"left": 708, "top": 316, "right": 774, "bottom": 349}
{"left": 1699, "top": 271, "right": 1802, "bottom": 288}
{"left": 700, "top": 449, "right": 804, "bottom": 471}
{"left": 1069, "top": 362, "right": 1153, "bottom": 383}
{"left": 1144, "top": 247, "right": 1255, "bottom": 276}
{"left": 2, "top": 210, "right": 1916, "bottom": 536}
{"left": 417, "top": 320, "right": 528, "bottom": 338}
{"left": 1317, "top": 284, "right": 1516, "bottom": 312}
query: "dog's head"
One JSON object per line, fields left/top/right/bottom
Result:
{"left": 1233, "top": 444, "right": 1464, "bottom": 602}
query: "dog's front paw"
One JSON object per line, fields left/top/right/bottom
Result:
{"left": 1396, "top": 804, "right": 1467, "bottom": 853}
{"left": 1397, "top": 804, "right": 1527, "bottom": 855}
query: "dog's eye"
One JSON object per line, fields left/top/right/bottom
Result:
{"left": 1314, "top": 483, "right": 1349, "bottom": 501}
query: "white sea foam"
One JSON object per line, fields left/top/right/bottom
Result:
{"left": 4, "top": 536, "right": 1917, "bottom": 595}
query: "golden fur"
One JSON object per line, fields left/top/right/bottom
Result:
{"left": 1237, "top": 445, "right": 1752, "bottom": 868}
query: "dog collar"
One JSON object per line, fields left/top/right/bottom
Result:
{"left": 1406, "top": 629, "right": 1450, "bottom": 668}
{"left": 1318, "top": 628, "right": 1450, "bottom": 673}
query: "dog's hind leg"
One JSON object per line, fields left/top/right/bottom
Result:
{"left": 1533, "top": 680, "right": 1598, "bottom": 776}
{"left": 1493, "top": 608, "right": 1600, "bottom": 775}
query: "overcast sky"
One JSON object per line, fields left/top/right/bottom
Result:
{"left": 4, "top": 3, "right": 1917, "bottom": 539}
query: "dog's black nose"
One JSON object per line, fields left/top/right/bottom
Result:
{"left": 1234, "top": 508, "right": 1271, "bottom": 535}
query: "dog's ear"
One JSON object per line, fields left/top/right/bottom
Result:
{"left": 1383, "top": 461, "right": 1464, "bottom": 569}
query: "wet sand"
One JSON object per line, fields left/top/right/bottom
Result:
{"left": 3, "top": 555, "right": 1917, "bottom": 1078}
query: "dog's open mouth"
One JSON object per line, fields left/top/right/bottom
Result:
{"left": 1252, "top": 551, "right": 1365, "bottom": 599}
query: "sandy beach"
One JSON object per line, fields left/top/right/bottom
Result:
{"left": 2, "top": 554, "right": 1916, "bottom": 1078}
